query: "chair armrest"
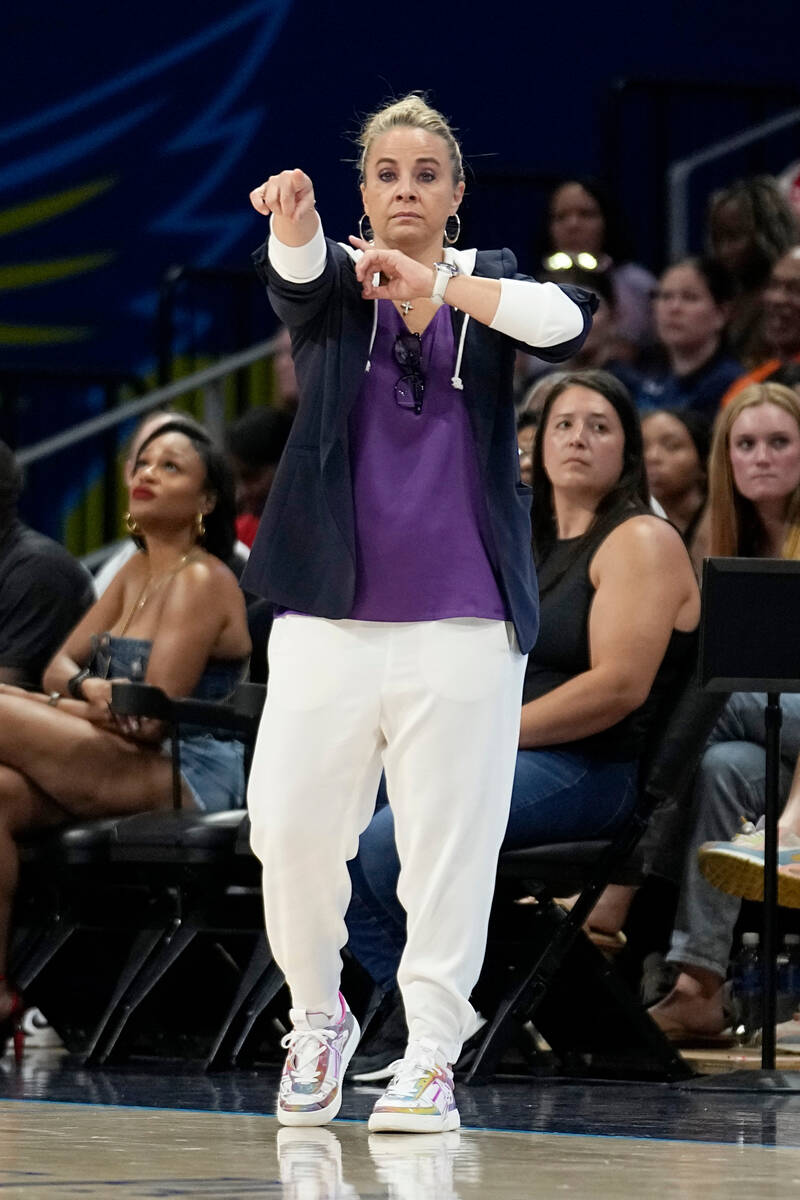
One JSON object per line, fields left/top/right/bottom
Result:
{"left": 110, "top": 681, "right": 265, "bottom": 739}
{"left": 641, "top": 686, "right": 729, "bottom": 810}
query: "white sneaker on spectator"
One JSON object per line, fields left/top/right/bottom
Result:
{"left": 21, "top": 1009, "right": 63, "bottom": 1049}
{"left": 277, "top": 992, "right": 360, "bottom": 1127}
{"left": 367, "top": 1038, "right": 460, "bottom": 1133}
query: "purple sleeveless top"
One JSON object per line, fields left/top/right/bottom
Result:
{"left": 347, "top": 300, "right": 506, "bottom": 622}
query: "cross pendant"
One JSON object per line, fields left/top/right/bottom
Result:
{"left": 400, "top": 301, "right": 413, "bottom": 316}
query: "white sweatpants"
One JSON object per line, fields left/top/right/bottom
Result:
{"left": 247, "top": 615, "right": 527, "bottom": 1063}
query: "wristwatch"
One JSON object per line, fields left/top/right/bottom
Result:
{"left": 431, "top": 261, "right": 459, "bottom": 307}
{"left": 67, "top": 667, "right": 91, "bottom": 699}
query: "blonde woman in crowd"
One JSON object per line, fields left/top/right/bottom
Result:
{"left": 650, "top": 383, "right": 800, "bottom": 1039}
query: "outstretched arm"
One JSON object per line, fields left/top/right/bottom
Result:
{"left": 249, "top": 168, "right": 334, "bottom": 326}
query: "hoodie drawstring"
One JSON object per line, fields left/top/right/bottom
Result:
{"left": 450, "top": 313, "right": 469, "bottom": 391}
{"left": 364, "top": 298, "right": 379, "bottom": 372}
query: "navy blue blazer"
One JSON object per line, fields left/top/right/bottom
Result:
{"left": 241, "top": 236, "right": 595, "bottom": 655}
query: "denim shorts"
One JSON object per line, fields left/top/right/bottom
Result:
{"left": 174, "top": 735, "right": 246, "bottom": 812}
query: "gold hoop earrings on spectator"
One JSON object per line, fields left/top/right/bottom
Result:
{"left": 358, "top": 213, "right": 374, "bottom": 243}
{"left": 124, "top": 511, "right": 141, "bottom": 535}
{"left": 444, "top": 214, "right": 461, "bottom": 245}
{"left": 195, "top": 512, "right": 206, "bottom": 541}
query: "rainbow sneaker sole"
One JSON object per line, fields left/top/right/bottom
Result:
{"left": 698, "top": 830, "right": 800, "bottom": 908}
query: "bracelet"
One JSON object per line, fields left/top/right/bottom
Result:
{"left": 67, "top": 668, "right": 91, "bottom": 699}
{"left": 47, "top": 692, "right": 61, "bottom": 707}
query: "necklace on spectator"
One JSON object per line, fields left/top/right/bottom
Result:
{"left": 400, "top": 301, "right": 414, "bottom": 315}
{"left": 119, "top": 550, "right": 197, "bottom": 636}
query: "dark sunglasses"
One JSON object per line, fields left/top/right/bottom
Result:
{"left": 393, "top": 332, "right": 424, "bottom": 415}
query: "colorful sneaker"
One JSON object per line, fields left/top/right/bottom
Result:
{"left": 367, "top": 1038, "right": 460, "bottom": 1134}
{"left": 277, "top": 993, "right": 360, "bottom": 1127}
{"left": 698, "top": 825, "right": 800, "bottom": 907}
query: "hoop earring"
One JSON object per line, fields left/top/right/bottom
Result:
{"left": 195, "top": 512, "right": 206, "bottom": 541}
{"left": 358, "top": 213, "right": 374, "bottom": 243}
{"left": 124, "top": 511, "right": 140, "bottom": 535}
{"left": 444, "top": 213, "right": 461, "bottom": 246}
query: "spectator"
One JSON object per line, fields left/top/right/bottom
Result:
{"left": 94, "top": 408, "right": 208, "bottom": 596}
{"left": 225, "top": 407, "right": 293, "bottom": 549}
{"left": 346, "top": 369, "right": 699, "bottom": 1075}
{"left": 545, "top": 178, "right": 657, "bottom": 360}
{"left": 0, "top": 441, "right": 94, "bottom": 690}
{"left": 707, "top": 177, "right": 798, "bottom": 367}
{"left": 649, "top": 382, "right": 800, "bottom": 1040}
{"left": 642, "top": 409, "right": 711, "bottom": 573}
{"left": 720, "top": 246, "right": 800, "bottom": 407}
{"left": 0, "top": 420, "right": 251, "bottom": 1055}
{"left": 637, "top": 258, "right": 741, "bottom": 418}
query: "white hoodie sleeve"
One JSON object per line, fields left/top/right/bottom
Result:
{"left": 266, "top": 214, "right": 327, "bottom": 284}
{"left": 489, "top": 278, "right": 584, "bottom": 348}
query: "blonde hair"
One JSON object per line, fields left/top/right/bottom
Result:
{"left": 357, "top": 93, "right": 465, "bottom": 185}
{"left": 708, "top": 382, "right": 800, "bottom": 558}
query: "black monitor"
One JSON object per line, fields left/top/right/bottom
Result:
{"left": 699, "top": 557, "right": 800, "bottom": 693}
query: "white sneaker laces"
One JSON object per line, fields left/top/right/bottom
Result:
{"left": 281, "top": 1025, "right": 338, "bottom": 1085}
{"left": 387, "top": 1043, "right": 443, "bottom": 1093}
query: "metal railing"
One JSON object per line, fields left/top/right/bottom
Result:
{"left": 606, "top": 77, "right": 800, "bottom": 269}
{"left": 16, "top": 333, "right": 280, "bottom": 468}
{"left": 667, "top": 105, "right": 800, "bottom": 261}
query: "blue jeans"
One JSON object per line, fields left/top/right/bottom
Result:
{"left": 346, "top": 750, "right": 637, "bottom": 991}
{"left": 666, "top": 692, "right": 800, "bottom": 978}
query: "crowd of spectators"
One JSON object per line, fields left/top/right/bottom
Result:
{"left": 4, "top": 161, "right": 800, "bottom": 1062}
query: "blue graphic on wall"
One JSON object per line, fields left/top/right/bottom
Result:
{"left": 0, "top": 1, "right": 291, "bottom": 377}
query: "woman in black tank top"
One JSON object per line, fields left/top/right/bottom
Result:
{"left": 512, "top": 369, "right": 699, "bottom": 841}
{"left": 343, "top": 369, "right": 700, "bottom": 1027}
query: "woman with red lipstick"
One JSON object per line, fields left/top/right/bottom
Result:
{"left": 0, "top": 420, "right": 251, "bottom": 1056}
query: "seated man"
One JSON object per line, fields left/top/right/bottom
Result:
{"left": 0, "top": 441, "right": 93, "bottom": 690}
{"left": 721, "top": 246, "right": 800, "bottom": 406}
{"left": 648, "top": 693, "right": 800, "bottom": 1039}
{"left": 698, "top": 739, "right": 800, "bottom": 909}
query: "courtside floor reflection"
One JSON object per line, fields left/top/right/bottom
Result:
{"left": 2, "top": 1101, "right": 800, "bottom": 1198}
{"left": 2, "top": 1055, "right": 800, "bottom": 1197}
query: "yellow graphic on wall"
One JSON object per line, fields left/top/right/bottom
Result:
{"left": 0, "top": 177, "right": 116, "bottom": 346}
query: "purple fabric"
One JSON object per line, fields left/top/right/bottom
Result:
{"left": 347, "top": 301, "right": 507, "bottom": 622}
